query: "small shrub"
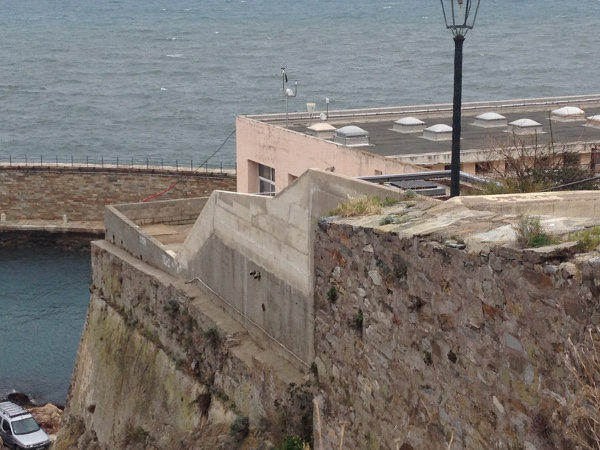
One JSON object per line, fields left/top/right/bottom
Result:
{"left": 229, "top": 415, "right": 249, "bottom": 441}
{"left": 123, "top": 423, "right": 149, "bottom": 445}
{"left": 203, "top": 327, "right": 220, "bottom": 346}
{"left": 163, "top": 299, "right": 180, "bottom": 315}
{"left": 570, "top": 226, "right": 600, "bottom": 252}
{"left": 513, "top": 215, "right": 559, "bottom": 248}
{"left": 381, "top": 196, "right": 400, "bottom": 207}
{"left": 423, "top": 350, "right": 433, "bottom": 366}
{"left": 275, "top": 435, "right": 309, "bottom": 450}
{"left": 310, "top": 362, "right": 318, "bottom": 375}
{"left": 379, "top": 215, "right": 394, "bottom": 226}
{"left": 326, "top": 286, "right": 338, "bottom": 303}
{"left": 403, "top": 189, "right": 417, "bottom": 200}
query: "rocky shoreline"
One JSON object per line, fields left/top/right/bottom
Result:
{"left": 1, "top": 393, "right": 63, "bottom": 442}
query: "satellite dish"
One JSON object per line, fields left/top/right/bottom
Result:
{"left": 286, "top": 88, "right": 295, "bottom": 97}
{"left": 320, "top": 112, "right": 326, "bottom": 121}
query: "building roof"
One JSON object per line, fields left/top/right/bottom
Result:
{"left": 248, "top": 95, "right": 600, "bottom": 160}
{"left": 293, "top": 106, "right": 600, "bottom": 159}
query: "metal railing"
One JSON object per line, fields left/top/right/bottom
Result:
{"left": 0, "top": 155, "right": 236, "bottom": 174}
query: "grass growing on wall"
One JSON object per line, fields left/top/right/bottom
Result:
{"left": 328, "top": 195, "right": 400, "bottom": 218}
{"left": 569, "top": 226, "right": 600, "bottom": 252}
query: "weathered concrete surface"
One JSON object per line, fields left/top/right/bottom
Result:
{"left": 106, "top": 169, "right": 410, "bottom": 367}
{"left": 450, "top": 191, "right": 600, "bottom": 219}
{"left": 313, "top": 196, "right": 600, "bottom": 450}
{"left": 56, "top": 240, "right": 312, "bottom": 449}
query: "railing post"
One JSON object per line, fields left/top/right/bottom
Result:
{"left": 190, "top": 159, "right": 193, "bottom": 171}
{"left": 101, "top": 156, "right": 104, "bottom": 168}
{"left": 40, "top": 155, "right": 43, "bottom": 166}
{"left": 161, "top": 159, "right": 163, "bottom": 169}
{"left": 25, "top": 155, "right": 27, "bottom": 166}
{"left": 176, "top": 160, "right": 178, "bottom": 170}
{"left": 86, "top": 156, "right": 89, "bottom": 167}
{"left": 9, "top": 155, "right": 11, "bottom": 166}
{"left": 116, "top": 156, "right": 119, "bottom": 168}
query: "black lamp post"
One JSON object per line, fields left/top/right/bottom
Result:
{"left": 440, "top": 0, "right": 481, "bottom": 197}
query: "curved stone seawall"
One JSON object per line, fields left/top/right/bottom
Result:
{"left": 0, "top": 165, "right": 236, "bottom": 223}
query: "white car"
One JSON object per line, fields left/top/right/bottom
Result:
{"left": 0, "top": 402, "right": 50, "bottom": 450}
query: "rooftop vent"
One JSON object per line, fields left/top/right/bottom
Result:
{"left": 551, "top": 106, "right": 585, "bottom": 122}
{"left": 473, "top": 112, "right": 507, "bottom": 128}
{"left": 586, "top": 115, "right": 600, "bottom": 129}
{"left": 508, "top": 119, "right": 543, "bottom": 135}
{"left": 306, "top": 122, "right": 336, "bottom": 140}
{"left": 422, "top": 124, "right": 452, "bottom": 141}
{"left": 334, "top": 126, "right": 370, "bottom": 147}
{"left": 393, "top": 117, "right": 426, "bottom": 134}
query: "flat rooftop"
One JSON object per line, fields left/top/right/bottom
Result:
{"left": 250, "top": 95, "right": 600, "bottom": 163}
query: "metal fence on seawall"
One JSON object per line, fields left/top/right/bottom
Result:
{"left": 0, "top": 154, "right": 237, "bottom": 174}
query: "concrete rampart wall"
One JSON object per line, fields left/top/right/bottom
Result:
{"left": 0, "top": 166, "right": 235, "bottom": 222}
{"left": 106, "top": 169, "right": 408, "bottom": 366}
{"left": 313, "top": 218, "right": 600, "bottom": 450}
{"left": 113, "top": 197, "right": 208, "bottom": 226}
{"left": 236, "top": 117, "right": 424, "bottom": 193}
{"left": 175, "top": 170, "right": 406, "bottom": 365}
{"left": 105, "top": 204, "right": 178, "bottom": 274}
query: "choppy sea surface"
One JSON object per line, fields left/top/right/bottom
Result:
{"left": 0, "top": 0, "right": 599, "bottom": 167}
{"left": 1, "top": 0, "right": 599, "bottom": 404}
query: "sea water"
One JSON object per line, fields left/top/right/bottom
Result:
{"left": 0, "top": 248, "right": 91, "bottom": 405}
{"left": 0, "top": 0, "right": 598, "bottom": 167}
{"left": 1, "top": 0, "right": 599, "bottom": 404}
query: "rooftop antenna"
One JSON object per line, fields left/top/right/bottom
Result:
{"left": 281, "top": 68, "right": 298, "bottom": 128}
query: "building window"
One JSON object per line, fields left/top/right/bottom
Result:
{"left": 258, "top": 164, "right": 275, "bottom": 194}
{"left": 475, "top": 162, "right": 492, "bottom": 175}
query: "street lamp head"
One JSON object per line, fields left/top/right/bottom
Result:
{"left": 440, "top": 0, "right": 481, "bottom": 37}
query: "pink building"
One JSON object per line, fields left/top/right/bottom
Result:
{"left": 236, "top": 95, "right": 600, "bottom": 194}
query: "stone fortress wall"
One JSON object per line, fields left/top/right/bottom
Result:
{"left": 313, "top": 195, "right": 600, "bottom": 450}
{"left": 0, "top": 165, "right": 236, "bottom": 223}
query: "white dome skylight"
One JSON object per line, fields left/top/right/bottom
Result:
{"left": 551, "top": 106, "right": 585, "bottom": 122}
{"left": 393, "top": 117, "right": 426, "bottom": 134}
{"left": 473, "top": 112, "right": 507, "bottom": 128}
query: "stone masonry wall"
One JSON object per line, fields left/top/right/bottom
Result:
{"left": 0, "top": 166, "right": 235, "bottom": 222}
{"left": 313, "top": 221, "right": 600, "bottom": 450}
{"left": 57, "top": 240, "right": 312, "bottom": 449}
